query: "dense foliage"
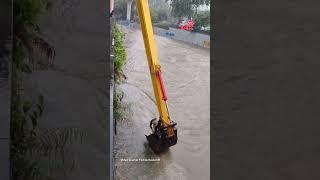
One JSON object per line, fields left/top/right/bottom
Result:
{"left": 14, "top": 0, "right": 55, "bottom": 66}
{"left": 12, "top": 0, "right": 84, "bottom": 179}
{"left": 193, "top": 10, "right": 210, "bottom": 32}
{"left": 114, "top": 0, "right": 170, "bottom": 23}
{"left": 166, "top": 0, "right": 210, "bottom": 18}
{"left": 114, "top": 0, "right": 127, "bottom": 20}
{"left": 111, "top": 23, "right": 128, "bottom": 134}
{"left": 112, "top": 24, "right": 127, "bottom": 81}
{"left": 150, "top": 0, "right": 170, "bottom": 23}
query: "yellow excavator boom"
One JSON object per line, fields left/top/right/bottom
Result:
{"left": 136, "top": 0, "right": 170, "bottom": 126}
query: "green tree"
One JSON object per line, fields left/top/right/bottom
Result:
{"left": 193, "top": 10, "right": 210, "bottom": 32}
{"left": 114, "top": 0, "right": 127, "bottom": 20}
{"left": 166, "top": 0, "right": 210, "bottom": 18}
{"left": 150, "top": 0, "right": 170, "bottom": 23}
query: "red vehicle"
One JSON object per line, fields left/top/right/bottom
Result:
{"left": 179, "top": 19, "right": 195, "bottom": 31}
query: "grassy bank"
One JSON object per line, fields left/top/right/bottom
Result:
{"left": 112, "top": 24, "right": 127, "bottom": 82}
{"left": 112, "top": 24, "right": 127, "bottom": 123}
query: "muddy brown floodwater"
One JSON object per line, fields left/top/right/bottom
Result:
{"left": 114, "top": 27, "right": 210, "bottom": 180}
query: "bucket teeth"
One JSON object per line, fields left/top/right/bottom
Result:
{"left": 146, "top": 118, "right": 177, "bottom": 153}
{"left": 146, "top": 133, "right": 165, "bottom": 153}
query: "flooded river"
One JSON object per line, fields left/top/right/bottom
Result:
{"left": 114, "top": 27, "right": 210, "bottom": 180}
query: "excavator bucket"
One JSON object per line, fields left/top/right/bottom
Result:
{"left": 146, "top": 119, "right": 177, "bottom": 153}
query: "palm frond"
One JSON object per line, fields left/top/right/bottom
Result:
{"left": 15, "top": 31, "right": 56, "bottom": 65}
{"left": 25, "top": 127, "right": 86, "bottom": 175}
{"left": 31, "top": 35, "right": 56, "bottom": 64}
{"left": 29, "top": 127, "right": 86, "bottom": 158}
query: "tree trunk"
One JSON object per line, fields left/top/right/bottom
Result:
{"left": 126, "top": 0, "right": 133, "bottom": 22}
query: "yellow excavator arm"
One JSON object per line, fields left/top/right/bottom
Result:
{"left": 136, "top": 0, "right": 170, "bottom": 126}
{"left": 136, "top": 0, "right": 177, "bottom": 153}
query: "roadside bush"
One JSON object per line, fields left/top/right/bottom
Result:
{"left": 112, "top": 24, "right": 127, "bottom": 81}
{"left": 113, "top": 89, "right": 127, "bottom": 121}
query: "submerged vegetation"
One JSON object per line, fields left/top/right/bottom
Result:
{"left": 12, "top": 0, "right": 84, "bottom": 179}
